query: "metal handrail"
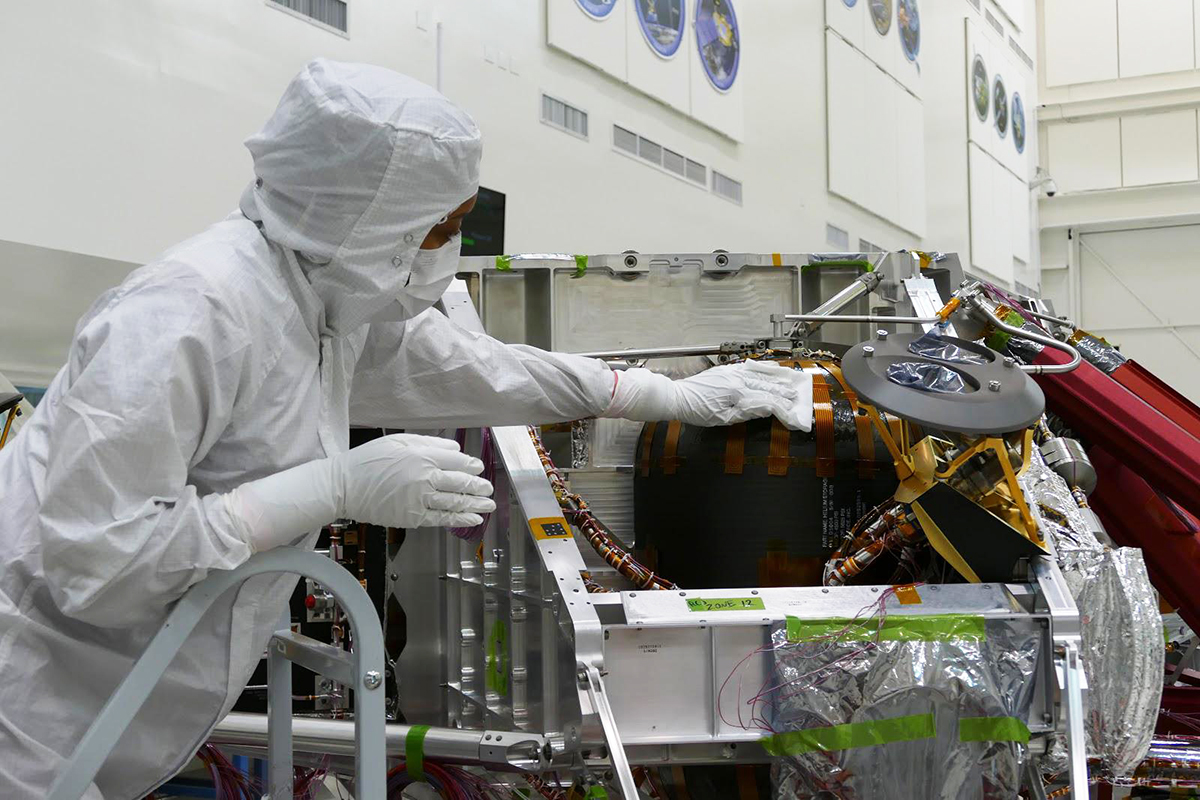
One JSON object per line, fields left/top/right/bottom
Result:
{"left": 48, "top": 547, "right": 388, "bottom": 800}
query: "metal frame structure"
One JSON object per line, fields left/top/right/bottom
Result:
{"left": 387, "top": 266, "right": 1091, "bottom": 798}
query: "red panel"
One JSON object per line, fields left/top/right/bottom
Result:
{"left": 1089, "top": 447, "right": 1200, "bottom": 633}
{"left": 1033, "top": 348, "right": 1200, "bottom": 522}
{"left": 1112, "top": 360, "right": 1200, "bottom": 441}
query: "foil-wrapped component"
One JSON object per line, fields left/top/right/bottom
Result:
{"left": 1070, "top": 330, "right": 1128, "bottom": 375}
{"left": 1021, "top": 452, "right": 1164, "bottom": 778}
{"left": 570, "top": 418, "right": 592, "bottom": 469}
{"left": 767, "top": 617, "right": 1038, "bottom": 799}
{"left": 908, "top": 329, "right": 989, "bottom": 364}
{"left": 886, "top": 361, "right": 970, "bottom": 394}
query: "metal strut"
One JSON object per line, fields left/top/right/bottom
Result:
{"left": 48, "top": 547, "right": 388, "bottom": 800}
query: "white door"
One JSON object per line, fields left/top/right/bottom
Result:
{"left": 1078, "top": 224, "right": 1200, "bottom": 402}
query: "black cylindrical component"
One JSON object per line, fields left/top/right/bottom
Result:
{"left": 633, "top": 362, "right": 899, "bottom": 589}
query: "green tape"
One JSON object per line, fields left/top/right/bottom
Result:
{"left": 585, "top": 787, "right": 609, "bottom": 799}
{"left": 785, "top": 614, "right": 986, "bottom": 643}
{"left": 985, "top": 311, "right": 1027, "bottom": 352}
{"left": 686, "top": 597, "right": 766, "bottom": 612}
{"left": 495, "top": 255, "right": 512, "bottom": 271}
{"left": 801, "top": 259, "right": 872, "bottom": 273}
{"left": 573, "top": 254, "right": 588, "bottom": 278}
{"left": 959, "top": 716, "right": 1031, "bottom": 744}
{"left": 486, "top": 620, "right": 509, "bottom": 696}
{"left": 762, "top": 713, "right": 935, "bottom": 756}
{"left": 406, "top": 724, "right": 430, "bottom": 780}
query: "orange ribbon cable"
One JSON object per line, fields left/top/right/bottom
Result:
{"left": 639, "top": 421, "right": 658, "bottom": 477}
{"left": 811, "top": 373, "right": 836, "bottom": 477}
{"left": 662, "top": 420, "right": 683, "bottom": 475}
{"left": 768, "top": 417, "right": 792, "bottom": 476}
{"left": 724, "top": 422, "right": 747, "bottom": 475}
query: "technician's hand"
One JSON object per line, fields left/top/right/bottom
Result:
{"left": 337, "top": 434, "right": 495, "bottom": 529}
{"left": 224, "top": 433, "right": 495, "bottom": 553}
{"left": 603, "top": 361, "right": 814, "bottom": 431}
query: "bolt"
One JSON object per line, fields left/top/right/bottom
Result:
{"left": 989, "top": 380, "right": 1002, "bottom": 392}
{"left": 364, "top": 670, "right": 382, "bottom": 689}
{"left": 1004, "top": 357, "right": 1016, "bottom": 369}
{"left": 390, "top": 572, "right": 398, "bottom": 581}
{"left": 863, "top": 346, "right": 875, "bottom": 357}
{"left": 876, "top": 329, "right": 889, "bottom": 340}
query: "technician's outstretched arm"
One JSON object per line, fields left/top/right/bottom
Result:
{"left": 349, "top": 309, "right": 812, "bottom": 431}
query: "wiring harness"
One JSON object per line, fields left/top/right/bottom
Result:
{"left": 528, "top": 426, "right": 676, "bottom": 592}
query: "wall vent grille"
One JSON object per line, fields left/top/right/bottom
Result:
{"left": 542, "top": 95, "right": 589, "bottom": 138}
{"left": 269, "top": 0, "right": 348, "bottom": 32}
{"left": 612, "top": 125, "right": 709, "bottom": 187}
{"left": 713, "top": 171, "right": 744, "bottom": 205}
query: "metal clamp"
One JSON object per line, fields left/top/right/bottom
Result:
{"left": 48, "top": 548, "right": 388, "bottom": 800}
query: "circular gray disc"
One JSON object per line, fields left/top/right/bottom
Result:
{"left": 841, "top": 333, "right": 1044, "bottom": 434}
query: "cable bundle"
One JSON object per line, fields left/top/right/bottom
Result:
{"left": 385, "top": 761, "right": 510, "bottom": 799}
{"left": 528, "top": 426, "right": 676, "bottom": 591}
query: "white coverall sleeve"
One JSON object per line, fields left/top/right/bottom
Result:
{"left": 349, "top": 309, "right": 615, "bottom": 429}
{"left": 36, "top": 275, "right": 254, "bottom": 628}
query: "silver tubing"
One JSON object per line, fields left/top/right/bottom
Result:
{"left": 783, "top": 314, "right": 940, "bottom": 325}
{"left": 791, "top": 271, "right": 883, "bottom": 337}
{"left": 267, "top": 639, "right": 293, "bottom": 800}
{"left": 211, "top": 713, "right": 556, "bottom": 771}
{"left": 571, "top": 344, "right": 727, "bottom": 361}
{"left": 972, "top": 301, "right": 1082, "bottom": 374}
{"left": 48, "top": 548, "right": 387, "bottom": 800}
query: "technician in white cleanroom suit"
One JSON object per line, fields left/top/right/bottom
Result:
{"left": 0, "top": 59, "right": 811, "bottom": 799}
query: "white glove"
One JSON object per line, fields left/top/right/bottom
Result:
{"left": 603, "top": 361, "right": 814, "bottom": 431}
{"left": 224, "top": 434, "right": 496, "bottom": 553}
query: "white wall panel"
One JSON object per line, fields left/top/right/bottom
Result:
{"left": 625, "top": 0, "right": 689, "bottom": 113}
{"left": 1043, "top": 0, "right": 1118, "bottom": 87}
{"left": 1009, "top": 167, "right": 1030, "bottom": 264}
{"left": 1079, "top": 225, "right": 1200, "bottom": 401}
{"left": 896, "top": 86, "right": 927, "bottom": 236}
{"left": 825, "top": 0, "right": 864, "bottom": 51}
{"left": 966, "top": 21, "right": 993, "bottom": 153}
{"left": 827, "top": 31, "right": 868, "bottom": 208}
{"left": 1046, "top": 117, "right": 1122, "bottom": 192}
{"left": 1120, "top": 109, "right": 1200, "bottom": 187}
{"left": 548, "top": 0, "right": 627, "bottom": 82}
{"left": 866, "top": 60, "right": 900, "bottom": 224}
{"left": 995, "top": 0, "right": 1026, "bottom": 31}
{"left": 969, "top": 143, "right": 996, "bottom": 277}
{"left": 1116, "top": 0, "right": 1194, "bottom": 79}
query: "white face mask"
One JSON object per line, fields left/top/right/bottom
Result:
{"left": 370, "top": 234, "right": 462, "bottom": 324}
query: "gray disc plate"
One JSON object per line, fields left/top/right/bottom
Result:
{"left": 841, "top": 333, "right": 1045, "bottom": 434}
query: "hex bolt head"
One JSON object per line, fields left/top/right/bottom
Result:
{"left": 364, "top": 670, "right": 382, "bottom": 689}
{"left": 863, "top": 346, "right": 876, "bottom": 357}
{"left": 988, "top": 380, "right": 1002, "bottom": 392}
{"left": 876, "top": 329, "right": 889, "bottom": 340}
{"left": 1004, "top": 357, "right": 1016, "bottom": 369}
